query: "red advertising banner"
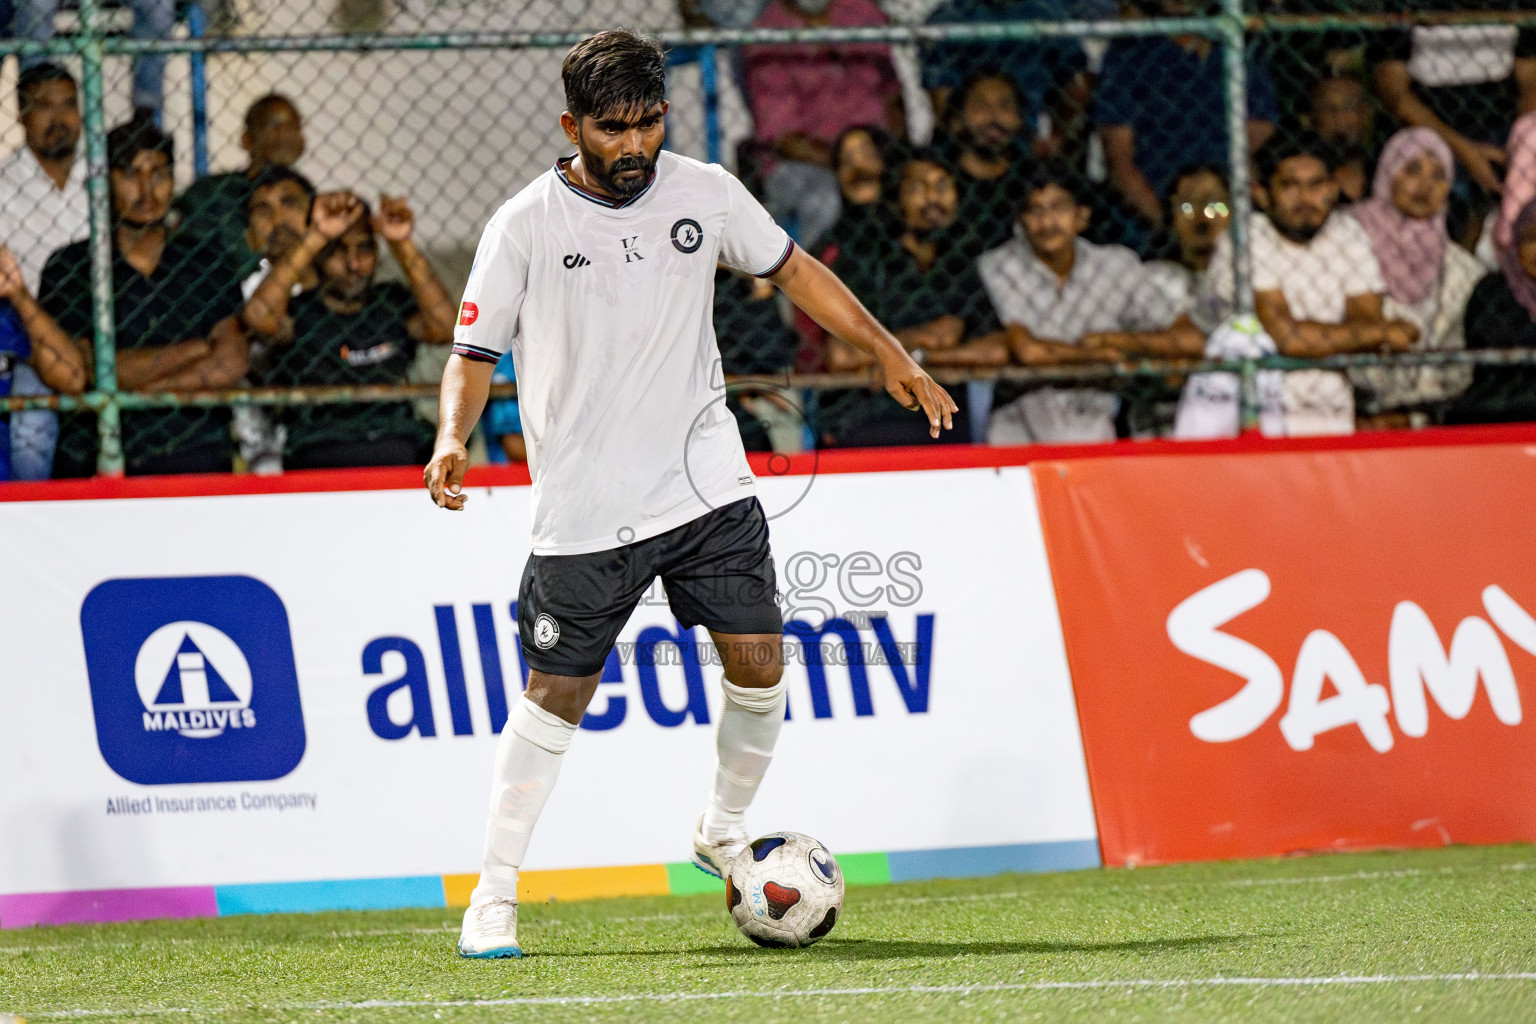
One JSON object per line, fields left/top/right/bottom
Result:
{"left": 1033, "top": 442, "right": 1536, "bottom": 866}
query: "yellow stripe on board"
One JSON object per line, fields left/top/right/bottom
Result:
{"left": 442, "top": 864, "right": 671, "bottom": 907}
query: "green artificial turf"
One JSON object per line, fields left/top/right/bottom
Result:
{"left": 5, "top": 844, "right": 1536, "bottom": 1023}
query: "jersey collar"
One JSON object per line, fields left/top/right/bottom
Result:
{"left": 554, "top": 155, "right": 656, "bottom": 209}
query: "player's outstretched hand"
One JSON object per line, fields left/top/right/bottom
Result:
{"left": 424, "top": 443, "right": 470, "bottom": 511}
{"left": 376, "top": 195, "right": 415, "bottom": 243}
{"left": 884, "top": 359, "right": 957, "bottom": 438}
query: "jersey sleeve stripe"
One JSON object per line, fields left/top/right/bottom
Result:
{"left": 753, "top": 238, "right": 796, "bottom": 279}
{"left": 452, "top": 343, "right": 502, "bottom": 364}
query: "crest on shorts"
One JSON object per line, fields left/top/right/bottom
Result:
{"left": 671, "top": 218, "right": 703, "bottom": 254}
{"left": 532, "top": 613, "right": 561, "bottom": 649}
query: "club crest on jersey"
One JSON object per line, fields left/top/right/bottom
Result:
{"left": 671, "top": 218, "right": 703, "bottom": 254}
{"left": 457, "top": 301, "right": 478, "bottom": 326}
{"left": 533, "top": 613, "right": 561, "bottom": 649}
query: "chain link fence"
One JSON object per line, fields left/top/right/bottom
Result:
{"left": 2, "top": 0, "right": 1536, "bottom": 477}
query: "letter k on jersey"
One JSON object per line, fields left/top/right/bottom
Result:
{"left": 1032, "top": 442, "right": 1536, "bottom": 866}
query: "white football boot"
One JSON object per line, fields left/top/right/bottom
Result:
{"left": 457, "top": 896, "right": 522, "bottom": 959}
{"left": 692, "top": 813, "right": 750, "bottom": 879}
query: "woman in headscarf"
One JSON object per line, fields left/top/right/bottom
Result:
{"left": 1347, "top": 127, "right": 1484, "bottom": 426}
{"left": 1450, "top": 197, "right": 1536, "bottom": 423}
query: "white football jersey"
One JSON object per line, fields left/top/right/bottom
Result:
{"left": 453, "top": 151, "right": 794, "bottom": 556}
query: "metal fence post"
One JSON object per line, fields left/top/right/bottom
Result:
{"left": 1220, "top": 0, "right": 1257, "bottom": 429}
{"left": 79, "top": 0, "right": 122, "bottom": 476}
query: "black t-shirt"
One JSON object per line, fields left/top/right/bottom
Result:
{"left": 816, "top": 220, "right": 993, "bottom": 446}
{"left": 40, "top": 232, "right": 244, "bottom": 471}
{"left": 1449, "top": 272, "right": 1536, "bottom": 423}
{"left": 1369, "top": 5, "right": 1536, "bottom": 147}
{"left": 259, "top": 281, "right": 432, "bottom": 454}
{"left": 952, "top": 159, "right": 1031, "bottom": 261}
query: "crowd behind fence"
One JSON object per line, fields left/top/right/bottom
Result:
{"left": 2, "top": 0, "right": 1536, "bottom": 478}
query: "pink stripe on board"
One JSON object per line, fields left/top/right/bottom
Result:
{"left": 0, "top": 886, "right": 218, "bottom": 928}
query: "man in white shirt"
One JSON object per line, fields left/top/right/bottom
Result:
{"left": 978, "top": 164, "right": 1195, "bottom": 444}
{"left": 1201, "top": 131, "right": 1419, "bottom": 434}
{"left": 0, "top": 63, "right": 88, "bottom": 480}
{"left": 425, "top": 30, "right": 956, "bottom": 960}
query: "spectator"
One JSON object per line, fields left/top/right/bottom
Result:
{"left": 1310, "top": 75, "right": 1376, "bottom": 203}
{"left": 0, "top": 247, "right": 86, "bottom": 479}
{"left": 0, "top": 62, "right": 86, "bottom": 480}
{"left": 1451, "top": 197, "right": 1536, "bottom": 422}
{"left": 1347, "top": 128, "right": 1483, "bottom": 423}
{"left": 31, "top": 119, "right": 249, "bottom": 476}
{"left": 819, "top": 150, "right": 1005, "bottom": 446}
{"left": 244, "top": 191, "right": 456, "bottom": 469}
{"left": 1371, "top": 7, "right": 1536, "bottom": 238}
{"left": 176, "top": 95, "right": 306, "bottom": 276}
{"left": 979, "top": 164, "right": 1189, "bottom": 444}
{"left": 1495, "top": 111, "right": 1536, "bottom": 261}
{"left": 240, "top": 166, "right": 319, "bottom": 302}
{"left": 232, "top": 166, "right": 319, "bottom": 474}
{"left": 16, "top": 0, "right": 171, "bottom": 118}
{"left": 0, "top": 64, "right": 86, "bottom": 297}
{"left": 742, "top": 0, "right": 903, "bottom": 250}
{"left": 1201, "top": 131, "right": 1419, "bottom": 435}
{"left": 1096, "top": 0, "right": 1278, "bottom": 245}
{"left": 1144, "top": 164, "right": 1231, "bottom": 329}
{"left": 940, "top": 71, "right": 1035, "bottom": 257}
{"left": 921, "top": 0, "right": 1090, "bottom": 160}
{"left": 822, "top": 125, "right": 896, "bottom": 252}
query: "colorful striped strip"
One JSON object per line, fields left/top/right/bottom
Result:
{"left": 0, "top": 839, "right": 1100, "bottom": 928}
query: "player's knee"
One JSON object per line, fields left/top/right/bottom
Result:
{"left": 726, "top": 657, "right": 782, "bottom": 691}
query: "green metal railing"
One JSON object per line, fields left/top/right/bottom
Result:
{"left": 8, "top": 4, "right": 1528, "bottom": 473}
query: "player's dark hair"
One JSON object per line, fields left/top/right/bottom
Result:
{"left": 562, "top": 30, "right": 667, "bottom": 122}
{"left": 107, "top": 117, "right": 173, "bottom": 174}
{"left": 1257, "top": 128, "right": 1337, "bottom": 183}
{"left": 244, "top": 165, "right": 317, "bottom": 216}
{"left": 944, "top": 69, "right": 1024, "bottom": 125}
{"left": 245, "top": 92, "right": 299, "bottom": 131}
{"left": 17, "top": 61, "right": 76, "bottom": 106}
{"left": 1023, "top": 161, "right": 1089, "bottom": 208}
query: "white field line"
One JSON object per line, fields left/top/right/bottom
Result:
{"left": 20, "top": 973, "right": 1536, "bottom": 1018}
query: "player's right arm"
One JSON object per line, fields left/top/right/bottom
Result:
{"left": 426, "top": 354, "right": 495, "bottom": 509}
{"left": 424, "top": 212, "right": 528, "bottom": 510}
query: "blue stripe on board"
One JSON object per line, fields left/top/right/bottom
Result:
{"left": 886, "top": 839, "right": 1101, "bottom": 883}
{"left": 214, "top": 875, "right": 446, "bottom": 916}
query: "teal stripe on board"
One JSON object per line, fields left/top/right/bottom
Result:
{"left": 215, "top": 875, "right": 446, "bottom": 916}
{"left": 886, "top": 839, "right": 1101, "bottom": 882}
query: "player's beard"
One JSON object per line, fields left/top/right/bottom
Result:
{"left": 585, "top": 145, "right": 655, "bottom": 200}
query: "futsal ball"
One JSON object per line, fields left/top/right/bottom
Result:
{"left": 725, "top": 832, "right": 844, "bottom": 948}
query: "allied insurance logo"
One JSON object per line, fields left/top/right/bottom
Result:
{"left": 80, "top": 576, "right": 306, "bottom": 785}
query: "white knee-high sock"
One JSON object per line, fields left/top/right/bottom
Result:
{"left": 702, "top": 676, "right": 788, "bottom": 841}
{"left": 470, "top": 696, "right": 578, "bottom": 904}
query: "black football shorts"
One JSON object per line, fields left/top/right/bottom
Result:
{"left": 517, "top": 497, "right": 782, "bottom": 677}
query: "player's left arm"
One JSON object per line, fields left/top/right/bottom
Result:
{"left": 378, "top": 195, "right": 457, "bottom": 344}
{"left": 769, "top": 246, "right": 957, "bottom": 437}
